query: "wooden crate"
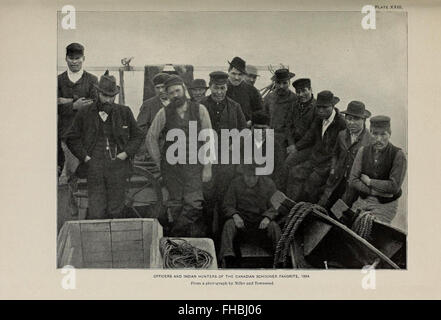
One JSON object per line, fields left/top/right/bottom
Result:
{"left": 57, "top": 218, "right": 163, "bottom": 269}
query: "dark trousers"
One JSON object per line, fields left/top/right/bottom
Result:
{"left": 203, "top": 164, "right": 237, "bottom": 238}
{"left": 87, "top": 158, "right": 128, "bottom": 219}
{"left": 219, "top": 218, "right": 282, "bottom": 260}
{"left": 161, "top": 161, "right": 206, "bottom": 237}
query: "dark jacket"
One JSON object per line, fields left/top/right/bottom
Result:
{"left": 64, "top": 101, "right": 143, "bottom": 163}
{"left": 200, "top": 95, "right": 247, "bottom": 134}
{"left": 227, "top": 81, "right": 263, "bottom": 121}
{"left": 287, "top": 96, "right": 316, "bottom": 145}
{"left": 136, "top": 95, "right": 165, "bottom": 135}
{"left": 296, "top": 108, "right": 347, "bottom": 166}
{"left": 320, "top": 127, "right": 372, "bottom": 205}
{"left": 57, "top": 71, "right": 98, "bottom": 137}
{"left": 223, "top": 175, "right": 278, "bottom": 224}
{"left": 263, "top": 90, "right": 298, "bottom": 145}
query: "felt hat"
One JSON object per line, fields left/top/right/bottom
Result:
{"left": 228, "top": 56, "right": 247, "bottom": 74}
{"left": 271, "top": 68, "right": 295, "bottom": 82}
{"left": 93, "top": 70, "right": 120, "bottom": 97}
{"left": 164, "top": 74, "right": 184, "bottom": 90}
{"left": 316, "top": 90, "right": 340, "bottom": 107}
{"left": 341, "top": 101, "right": 371, "bottom": 119}
{"left": 246, "top": 65, "right": 259, "bottom": 77}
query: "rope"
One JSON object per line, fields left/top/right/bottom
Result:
{"left": 274, "top": 202, "right": 328, "bottom": 268}
{"left": 159, "top": 238, "right": 213, "bottom": 269}
{"left": 351, "top": 211, "right": 375, "bottom": 240}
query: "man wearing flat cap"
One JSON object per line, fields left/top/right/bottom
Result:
{"left": 64, "top": 71, "right": 143, "bottom": 219}
{"left": 188, "top": 79, "right": 209, "bottom": 104}
{"left": 263, "top": 68, "right": 298, "bottom": 188}
{"left": 58, "top": 42, "right": 98, "bottom": 216}
{"left": 348, "top": 115, "right": 407, "bottom": 223}
{"left": 146, "top": 75, "right": 214, "bottom": 237}
{"left": 318, "top": 101, "right": 373, "bottom": 209}
{"left": 136, "top": 73, "right": 170, "bottom": 160}
{"left": 245, "top": 65, "right": 259, "bottom": 87}
{"left": 286, "top": 90, "right": 347, "bottom": 203}
{"left": 200, "top": 71, "right": 247, "bottom": 238}
{"left": 226, "top": 56, "right": 263, "bottom": 125}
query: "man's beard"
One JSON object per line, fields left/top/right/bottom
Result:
{"left": 169, "top": 96, "right": 187, "bottom": 109}
{"left": 98, "top": 100, "right": 113, "bottom": 113}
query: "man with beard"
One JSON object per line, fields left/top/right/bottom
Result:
{"left": 146, "top": 75, "right": 214, "bottom": 237}
{"left": 64, "top": 71, "right": 143, "bottom": 219}
{"left": 245, "top": 65, "right": 259, "bottom": 87}
{"left": 200, "top": 71, "right": 247, "bottom": 238}
{"left": 286, "top": 90, "right": 347, "bottom": 203}
{"left": 226, "top": 56, "right": 263, "bottom": 126}
{"left": 58, "top": 43, "right": 98, "bottom": 216}
{"left": 188, "top": 79, "right": 209, "bottom": 103}
{"left": 348, "top": 116, "right": 407, "bottom": 224}
{"left": 318, "top": 101, "right": 372, "bottom": 209}
{"left": 263, "top": 68, "right": 297, "bottom": 188}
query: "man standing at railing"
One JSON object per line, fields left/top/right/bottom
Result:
{"left": 226, "top": 56, "right": 263, "bottom": 126}
{"left": 57, "top": 43, "right": 98, "bottom": 216}
{"left": 64, "top": 70, "right": 143, "bottom": 219}
{"left": 146, "top": 75, "right": 214, "bottom": 237}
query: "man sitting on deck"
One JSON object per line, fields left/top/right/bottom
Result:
{"left": 348, "top": 115, "right": 407, "bottom": 224}
{"left": 219, "top": 163, "right": 281, "bottom": 268}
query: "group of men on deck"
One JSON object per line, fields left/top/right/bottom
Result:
{"left": 58, "top": 43, "right": 407, "bottom": 267}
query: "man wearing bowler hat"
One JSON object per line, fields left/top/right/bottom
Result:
{"left": 188, "top": 78, "right": 209, "bottom": 104}
{"left": 58, "top": 42, "right": 98, "bottom": 216}
{"left": 318, "top": 101, "right": 372, "bottom": 209}
{"left": 263, "top": 68, "right": 298, "bottom": 188}
{"left": 348, "top": 115, "right": 407, "bottom": 224}
{"left": 146, "top": 75, "right": 214, "bottom": 237}
{"left": 226, "top": 56, "right": 263, "bottom": 125}
{"left": 64, "top": 70, "right": 143, "bottom": 219}
{"left": 245, "top": 65, "right": 260, "bottom": 87}
{"left": 286, "top": 90, "right": 346, "bottom": 203}
{"left": 200, "top": 71, "right": 247, "bottom": 238}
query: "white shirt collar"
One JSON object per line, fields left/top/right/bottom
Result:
{"left": 67, "top": 68, "right": 84, "bottom": 84}
{"left": 322, "top": 108, "right": 336, "bottom": 137}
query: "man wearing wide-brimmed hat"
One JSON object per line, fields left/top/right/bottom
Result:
{"left": 318, "top": 101, "right": 373, "bottom": 209}
{"left": 58, "top": 43, "right": 98, "bottom": 217}
{"left": 348, "top": 115, "right": 407, "bottom": 224}
{"left": 286, "top": 90, "right": 347, "bottom": 203}
{"left": 245, "top": 65, "right": 259, "bottom": 87}
{"left": 188, "top": 78, "right": 209, "bottom": 103}
{"left": 64, "top": 70, "right": 143, "bottom": 219}
{"left": 262, "top": 68, "right": 298, "bottom": 189}
{"left": 146, "top": 74, "right": 214, "bottom": 237}
{"left": 226, "top": 56, "right": 263, "bottom": 125}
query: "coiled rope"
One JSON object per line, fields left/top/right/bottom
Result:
{"left": 274, "top": 202, "right": 328, "bottom": 268}
{"left": 351, "top": 211, "right": 376, "bottom": 240}
{"left": 159, "top": 238, "right": 213, "bottom": 269}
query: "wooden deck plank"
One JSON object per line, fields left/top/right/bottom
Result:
{"left": 81, "top": 231, "right": 111, "bottom": 243}
{"left": 111, "top": 230, "right": 143, "bottom": 242}
{"left": 82, "top": 240, "right": 112, "bottom": 253}
{"left": 112, "top": 250, "right": 144, "bottom": 262}
{"left": 112, "top": 240, "right": 143, "bottom": 252}
{"left": 110, "top": 220, "right": 142, "bottom": 231}
{"left": 83, "top": 250, "right": 112, "bottom": 262}
{"left": 142, "top": 221, "right": 153, "bottom": 268}
{"left": 81, "top": 222, "right": 111, "bottom": 232}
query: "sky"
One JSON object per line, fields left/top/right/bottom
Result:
{"left": 57, "top": 10, "right": 407, "bottom": 150}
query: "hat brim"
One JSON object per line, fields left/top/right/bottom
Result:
{"left": 228, "top": 60, "right": 247, "bottom": 74}
{"left": 341, "top": 109, "right": 372, "bottom": 119}
{"left": 93, "top": 83, "right": 120, "bottom": 97}
{"left": 317, "top": 96, "right": 340, "bottom": 108}
{"left": 189, "top": 86, "right": 209, "bottom": 90}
